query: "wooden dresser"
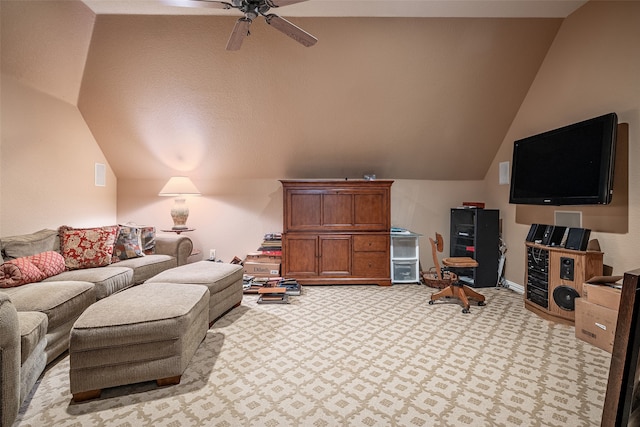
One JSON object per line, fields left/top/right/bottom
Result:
{"left": 280, "top": 180, "right": 393, "bottom": 286}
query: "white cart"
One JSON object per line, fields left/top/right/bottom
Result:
{"left": 390, "top": 230, "right": 421, "bottom": 284}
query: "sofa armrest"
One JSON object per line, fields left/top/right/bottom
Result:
{"left": 0, "top": 292, "right": 21, "bottom": 427}
{"left": 154, "top": 234, "right": 193, "bottom": 266}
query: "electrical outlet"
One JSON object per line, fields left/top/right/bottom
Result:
{"left": 209, "top": 249, "right": 216, "bottom": 260}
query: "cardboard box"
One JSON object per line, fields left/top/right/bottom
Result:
{"left": 575, "top": 298, "right": 618, "bottom": 353}
{"left": 243, "top": 261, "right": 281, "bottom": 277}
{"left": 244, "top": 252, "right": 282, "bottom": 263}
{"left": 582, "top": 283, "right": 621, "bottom": 311}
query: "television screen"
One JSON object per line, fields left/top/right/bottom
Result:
{"left": 509, "top": 113, "right": 618, "bottom": 206}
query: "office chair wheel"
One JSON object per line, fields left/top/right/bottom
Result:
{"left": 478, "top": 301, "right": 486, "bottom": 306}
{"left": 462, "top": 308, "right": 470, "bottom": 314}
{"left": 428, "top": 300, "right": 434, "bottom": 305}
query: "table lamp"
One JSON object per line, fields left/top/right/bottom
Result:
{"left": 158, "top": 176, "right": 201, "bottom": 230}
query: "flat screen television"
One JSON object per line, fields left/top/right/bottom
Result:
{"left": 509, "top": 112, "right": 618, "bottom": 206}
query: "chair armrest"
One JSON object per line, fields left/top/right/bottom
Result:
{"left": 154, "top": 234, "right": 193, "bottom": 266}
{"left": 0, "top": 292, "right": 21, "bottom": 427}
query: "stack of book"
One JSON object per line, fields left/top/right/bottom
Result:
{"left": 257, "top": 287, "right": 289, "bottom": 304}
{"left": 244, "top": 277, "right": 302, "bottom": 297}
{"left": 257, "top": 232, "right": 282, "bottom": 255}
{"left": 242, "top": 274, "right": 256, "bottom": 293}
{"left": 279, "top": 278, "right": 301, "bottom": 296}
{"left": 243, "top": 276, "right": 277, "bottom": 294}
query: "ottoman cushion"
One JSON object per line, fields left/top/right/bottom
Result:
{"left": 69, "top": 283, "right": 209, "bottom": 396}
{"left": 145, "top": 261, "right": 243, "bottom": 322}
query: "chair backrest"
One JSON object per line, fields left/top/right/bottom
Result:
{"left": 429, "top": 233, "right": 444, "bottom": 280}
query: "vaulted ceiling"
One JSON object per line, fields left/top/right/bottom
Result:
{"left": 3, "top": 1, "right": 585, "bottom": 181}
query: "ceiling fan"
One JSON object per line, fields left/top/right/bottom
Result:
{"left": 164, "top": 0, "right": 318, "bottom": 50}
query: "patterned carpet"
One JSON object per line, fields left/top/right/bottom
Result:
{"left": 16, "top": 285, "right": 611, "bottom": 426}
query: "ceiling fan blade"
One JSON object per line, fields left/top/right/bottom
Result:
{"left": 264, "top": 14, "right": 317, "bottom": 47}
{"left": 265, "top": 0, "right": 309, "bottom": 7}
{"left": 226, "top": 17, "right": 252, "bottom": 51}
{"left": 162, "top": 0, "right": 233, "bottom": 9}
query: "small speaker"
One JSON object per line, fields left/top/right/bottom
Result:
{"left": 541, "top": 225, "right": 554, "bottom": 245}
{"left": 565, "top": 228, "right": 591, "bottom": 251}
{"left": 553, "top": 285, "right": 580, "bottom": 311}
{"left": 560, "top": 257, "right": 575, "bottom": 281}
{"left": 526, "top": 224, "right": 546, "bottom": 243}
{"left": 548, "top": 226, "right": 567, "bottom": 247}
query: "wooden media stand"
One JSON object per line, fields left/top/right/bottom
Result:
{"left": 524, "top": 242, "right": 603, "bottom": 324}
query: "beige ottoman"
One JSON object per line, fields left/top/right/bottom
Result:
{"left": 69, "top": 283, "right": 209, "bottom": 402}
{"left": 145, "top": 261, "right": 243, "bottom": 325}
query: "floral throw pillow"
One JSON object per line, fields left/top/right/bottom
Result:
{"left": 113, "top": 226, "right": 145, "bottom": 261}
{"left": 61, "top": 227, "right": 118, "bottom": 270}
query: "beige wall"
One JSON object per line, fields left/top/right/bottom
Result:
{"left": 486, "top": 0, "right": 640, "bottom": 284}
{"left": 0, "top": 75, "right": 117, "bottom": 235}
{"left": 117, "top": 177, "right": 485, "bottom": 267}
{"left": 3, "top": 0, "right": 638, "bottom": 288}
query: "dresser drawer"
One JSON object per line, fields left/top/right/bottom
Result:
{"left": 353, "top": 235, "right": 389, "bottom": 252}
{"left": 353, "top": 252, "right": 390, "bottom": 277}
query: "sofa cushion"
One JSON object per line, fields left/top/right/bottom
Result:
{"left": 106, "top": 254, "right": 176, "bottom": 285}
{"left": 43, "top": 267, "right": 133, "bottom": 300}
{"left": 17, "top": 311, "right": 48, "bottom": 365}
{"left": 3, "top": 258, "right": 46, "bottom": 287}
{"left": 61, "top": 227, "right": 117, "bottom": 270}
{"left": 113, "top": 226, "right": 144, "bottom": 261}
{"left": 0, "top": 229, "right": 59, "bottom": 260}
{"left": 3, "top": 281, "right": 96, "bottom": 330}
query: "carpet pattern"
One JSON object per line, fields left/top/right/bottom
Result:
{"left": 15, "top": 285, "right": 611, "bottom": 426}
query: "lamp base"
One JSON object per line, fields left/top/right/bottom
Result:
{"left": 170, "top": 198, "right": 190, "bottom": 230}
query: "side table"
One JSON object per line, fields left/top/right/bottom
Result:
{"left": 161, "top": 228, "right": 195, "bottom": 235}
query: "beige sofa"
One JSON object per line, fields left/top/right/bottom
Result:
{"left": 0, "top": 228, "right": 193, "bottom": 427}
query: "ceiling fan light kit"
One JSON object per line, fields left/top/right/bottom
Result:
{"left": 164, "top": 0, "right": 317, "bottom": 50}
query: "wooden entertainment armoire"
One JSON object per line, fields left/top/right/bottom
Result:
{"left": 280, "top": 179, "right": 393, "bottom": 286}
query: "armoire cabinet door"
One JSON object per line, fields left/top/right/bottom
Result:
{"left": 318, "top": 235, "right": 352, "bottom": 276}
{"left": 284, "top": 235, "right": 318, "bottom": 276}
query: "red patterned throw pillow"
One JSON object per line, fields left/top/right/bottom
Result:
{"left": 61, "top": 227, "right": 118, "bottom": 270}
{"left": 2, "top": 257, "right": 47, "bottom": 287}
{"left": 28, "top": 251, "right": 66, "bottom": 276}
{"left": 0, "top": 262, "right": 25, "bottom": 288}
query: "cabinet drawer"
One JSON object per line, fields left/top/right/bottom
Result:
{"left": 353, "top": 235, "right": 389, "bottom": 252}
{"left": 393, "top": 261, "right": 418, "bottom": 282}
{"left": 353, "top": 253, "right": 389, "bottom": 277}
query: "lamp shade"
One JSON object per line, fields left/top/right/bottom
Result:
{"left": 158, "top": 177, "right": 201, "bottom": 196}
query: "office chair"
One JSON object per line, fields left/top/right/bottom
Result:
{"left": 426, "top": 233, "right": 486, "bottom": 313}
